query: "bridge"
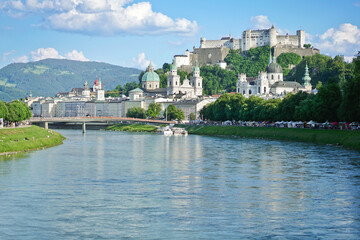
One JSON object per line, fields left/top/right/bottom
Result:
{"left": 30, "top": 117, "right": 176, "bottom": 133}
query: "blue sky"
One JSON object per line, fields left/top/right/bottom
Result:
{"left": 1, "top": 0, "right": 360, "bottom": 69}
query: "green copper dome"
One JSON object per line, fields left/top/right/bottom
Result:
{"left": 193, "top": 60, "right": 200, "bottom": 72}
{"left": 170, "top": 59, "right": 177, "bottom": 71}
{"left": 142, "top": 63, "right": 160, "bottom": 82}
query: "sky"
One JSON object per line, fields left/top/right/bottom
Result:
{"left": 1, "top": 0, "right": 360, "bottom": 70}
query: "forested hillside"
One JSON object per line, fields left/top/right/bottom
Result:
{"left": 0, "top": 59, "right": 141, "bottom": 101}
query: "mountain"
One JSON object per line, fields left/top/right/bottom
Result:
{"left": 0, "top": 59, "right": 142, "bottom": 101}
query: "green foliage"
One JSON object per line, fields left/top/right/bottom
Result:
{"left": 0, "top": 100, "right": 8, "bottom": 119}
{"left": 0, "top": 59, "right": 141, "bottom": 101}
{"left": 166, "top": 104, "right": 184, "bottom": 120}
{"left": 146, "top": 103, "right": 162, "bottom": 118}
{"left": 225, "top": 46, "right": 270, "bottom": 77}
{"left": 338, "top": 53, "right": 360, "bottom": 121}
{"left": 286, "top": 54, "right": 353, "bottom": 87}
{"left": 106, "top": 84, "right": 123, "bottom": 97}
{"left": 277, "top": 92, "right": 309, "bottom": 121}
{"left": 277, "top": 53, "right": 301, "bottom": 76}
{"left": 162, "top": 63, "right": 171, "bottom": 73}
{"left": 312, "top": 80, "right": 342, "bottom": 122}
{"left": 304, "top": 44, "right": 311, "bottom": 48}
{"left": 200, "top": 65, "right": 237, "bottom": 95}
{"left": 155, "top": 69, "right": 168, "bottom": 88}
{"left": 126, "top": 107, "right": 146, "bottom": 119}
{"left": 189, "top": 113, "right": 196, "bottom": 121}
{"left": 6, "top": 100, "right": 32, "bottom": 122}
{"left": 107, "top": 124, "right": 157, "bottom": 132}
{"left": 123, "top": 82, "right": 139, "bottom": 96}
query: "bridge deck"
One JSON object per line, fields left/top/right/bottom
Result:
{"left": 30, "top": 117, "right": 176, "bottom": 125}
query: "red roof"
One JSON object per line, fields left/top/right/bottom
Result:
{"left": 94, "top": 77, "right": 99, "bottom": 86}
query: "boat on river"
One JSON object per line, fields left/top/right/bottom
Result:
{"left": 163, "top": 126, "right": 173, "bottom": 136}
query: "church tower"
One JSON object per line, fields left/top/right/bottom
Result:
{"left": 302, "top": 62, "right": 312, "bottom": 93}
{"left": 190, "top": 60, "right": 203, "bottom": 96}
{"left": 96, "top": 79, "right": 105, "bottom": 101}
{"left": 167, "top": 59, "right": 181, "bottom": 95}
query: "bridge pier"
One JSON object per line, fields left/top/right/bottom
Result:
{"left": 82, "top": 122, "right": 86, "bottom": 134}
{"left": 44, "top": 122, "right": 48, "bottom": 129}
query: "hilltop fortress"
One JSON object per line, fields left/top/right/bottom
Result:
{"left": 174, "top": 26, "right": 319, "bottom": 71}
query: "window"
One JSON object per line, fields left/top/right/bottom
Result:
{"left": 243, "top": 90, "right": 245, "bottom": 94}
{"left": 149, "top": 84, "right": 151, "bottom": 88}
{"left": 176, "top": 81, "right": 178, "bottom": 86}
{"left": 264, "top": 87, "right": 266, "bottom": 92}
{"left": 258, "top": 87, "right": 260, "bottom": 93}
{"left": 249, "top": 90, "right": 252, "bottom": 95}
{"left": 278, "top": 75, "right": 280, "bottom": 80}
{"left": 271, "top": 75, "right": 274, "bottom": 80}
{"left": 198, "top": 83, "right": 200, "bottom": 87}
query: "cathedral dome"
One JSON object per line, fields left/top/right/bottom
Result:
{"left": 266, "top": 56, "right": 283, "bottom": 74}
{"left": 266, "top": 62, "right": 283, "bottom": 73}
{"left": 142, "top": 63, "right": 160, "bottom": 82}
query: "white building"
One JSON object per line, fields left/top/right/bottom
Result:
{"left": 236, "top": 52, "right": 310, "bottom": 97}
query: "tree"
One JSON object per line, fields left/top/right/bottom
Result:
{"left": 339, "top": 53, "right": 360, "bottom": 121}
{"left": 123, "top": 82, "right": 139, "bottom": 96}
{"left": 277, "top": 92, "right": 309, "bottom": 121}
{"left": 277, "top": 52, "right": 301, "bottom": 76}
{"left": 6, "top": 100, "right": 32, "bottom": 122}
{"left": 126, "top": 107, "right": 146, "bottom": 119}
{"left": 313, "top": 80, "right": 342, "bottom": 122}
{"left": 0, "top": 100, "right": 8, "bottom": 119}
{"left": 166, "top": 104, "right": 184, "bottom": 121}
{"left": 303, "top": 44, "right": 311, "bottom": 48}
{"left": 162, "top": 63, "right": 171, "bottom": 73}
{"left": 146, "top": 102, "right": 162, "bottom": 118}
{"left": 189, "top": 113, "right": 196, "bottom": 121}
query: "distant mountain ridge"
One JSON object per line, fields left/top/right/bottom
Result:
{"left": 0, "top": 59, "right": 142, "bottom": 101}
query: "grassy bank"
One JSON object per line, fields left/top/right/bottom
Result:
{"left": 187, "top": 125, "right": 360, "bottom": 152}
{"left": 107, "top": 124, "right": 158, "bottom": 133}
{"left": 0, "top": 126, "right": 65, "bottom": 155}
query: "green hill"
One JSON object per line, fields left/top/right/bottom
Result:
{"left": 0, "top": 59, "right": 141, "bottom": 101}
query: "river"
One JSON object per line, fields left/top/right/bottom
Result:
{"left": 0, "top": 130, "right": 360, "bottom": 239}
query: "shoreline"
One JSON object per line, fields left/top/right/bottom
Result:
{"left": 0, "top": 126, "right": 66, "bottom": 155}
{"left": 185, "top": 125, "right": 360, "bottom": 152}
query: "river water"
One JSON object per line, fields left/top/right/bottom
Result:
{"left": 0, "top": 130, "right": 360, "bottom": 239}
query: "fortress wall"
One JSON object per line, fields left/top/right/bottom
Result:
{"left": 193, "top": 47, "right": 230, "bottom": 67}
{"left": 274, "top": 46, "right": 320, "bottom": 58}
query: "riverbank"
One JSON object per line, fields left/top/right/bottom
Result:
{"left": 186, "top": 125, "right": 360, "bottom": 151}
{"left": 0, "top": 126, "right": 65, "bottom": 155}
{"left": 107, "top": 124, "right": 159, "bottom": 133}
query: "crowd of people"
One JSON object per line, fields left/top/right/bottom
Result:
{"left": 189, "top": 120, "right": 360, "bottom": 130}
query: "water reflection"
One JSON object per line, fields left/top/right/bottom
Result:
{"left": 0, "top": 130, "right": 359, "bottom": 239}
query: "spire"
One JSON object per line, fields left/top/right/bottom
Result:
{"left": 147, "top": 61, "right": 154, "bottom": 72}
{"left": 268, "top": 50, "right": 272, "bottom": 65}
{"left": 302, "top": 62, "right": 311, "bottom": 86}
{"left": 272, "top": 56, "right": 277, "bottom": 64}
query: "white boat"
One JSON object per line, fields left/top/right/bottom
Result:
{"left": 172, "top": 127, "right": 188, "bottom": 136}
{"left": 163, "top": 126, "right": 173, "bottom": 136}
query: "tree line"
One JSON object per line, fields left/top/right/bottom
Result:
{"left": 126, "top": 103, "right": 185, "bottom": 121}
{"left": 0, "top": 100, "right": 32, "bottom": 122}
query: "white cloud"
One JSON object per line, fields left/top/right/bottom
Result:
{"left": 12, "top": 55, "right": 29, "bottom": 63}
{"left": 2, "top": 50, "right": 16, "bottom": 61}
{"left": 0, "top": 0, "right": 198, "bottom": 36}
{"left": 12, "top": 47, "right": 89, "bottom": 63}
{"left": 314, "top": 23, "right": 360, "bottom": 57}
{"left": 132, "top": 52, "right": 154, "bottom": 69}
{"left": 64, "top": 50, "right": 88, "bottom": 61}
{"left": 354, "top": 1, "right": 360, "bottom": 7}
{"left": 250, "top": 15, "right": 272, "bottom": 29}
